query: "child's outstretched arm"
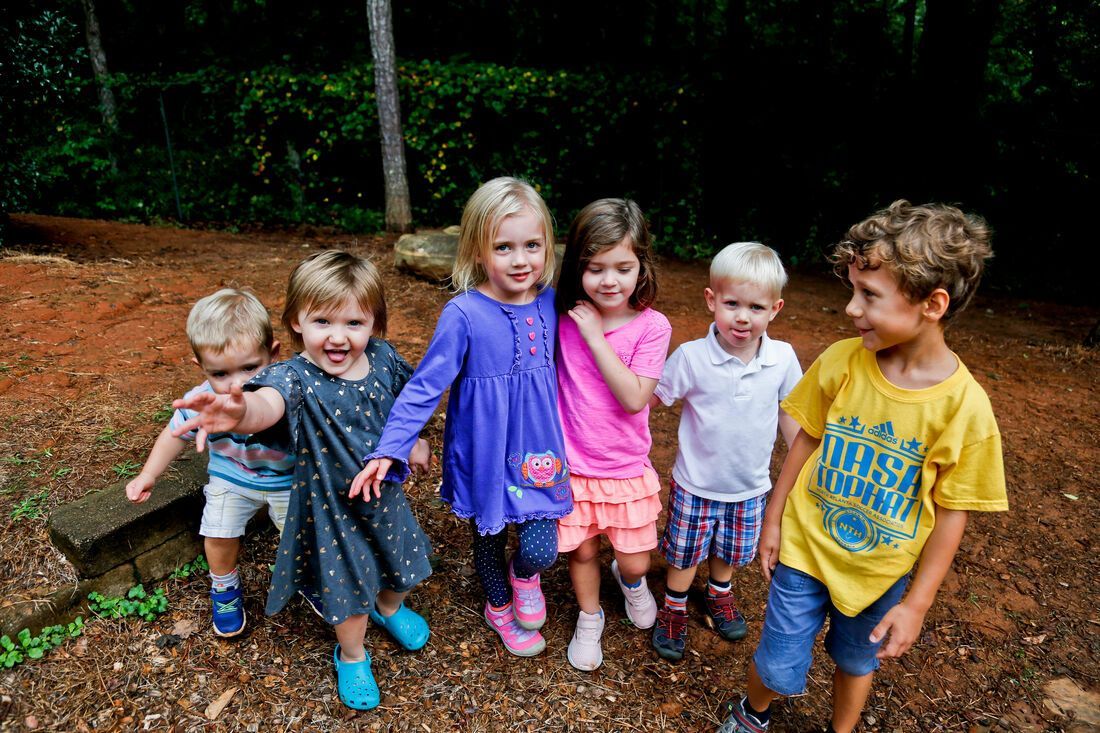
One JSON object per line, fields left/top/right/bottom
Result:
{"left": 125, "top": 425, "right": 188, "bottom": 503}
{"left": 569, "top": 301, "right": 661, "bottom": 413}
{"left": 759, "top": 428, "right": 820, "bottom": 582}
{"left": 352, "top": 437, "right": 430, "bottom": 499}
{"left": 871, "top": 507, "right": 968, "bottom": 658}
{"left": 171, "top": 385, "right": 285, "bottom": 450}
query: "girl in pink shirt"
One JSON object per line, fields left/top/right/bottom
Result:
{"left": 554, "top": 198, "right": 672, "bottom": 670}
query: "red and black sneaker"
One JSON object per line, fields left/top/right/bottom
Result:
{"left": 706, "top": 592, "right": 748, "bottom": 641}
{"left": 651, "top": 606, "right": 689, "bottom": 660}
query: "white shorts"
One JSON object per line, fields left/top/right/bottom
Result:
{"left": 199, "top": 476, "right": 290, "bottom": 538}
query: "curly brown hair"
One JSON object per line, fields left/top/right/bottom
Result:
{"left": 831, "top": 200, "right": 993, "bottom": 322}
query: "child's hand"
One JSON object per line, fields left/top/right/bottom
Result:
{"left": 350, "top": 458, "right": 392, "bottom": 501}
{"left": 409, "top": 438, "right": 431, "bottom": 474}
{"left": 567, "top": 300, "right": 605, "bottom": 344}
{"left": 871, "top": 600, "right": 926, "bottom": 659}
{"left": 171, "top": 385, "right": 247, "bottom": 451}
{"left": 125, "top": 473, "right": 156, "bottom": 504}
{"left": 758, "top": 519, "right": 782, "bottom": 583}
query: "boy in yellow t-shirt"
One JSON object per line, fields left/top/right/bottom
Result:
{"left": 718, "top": 201, "right": 1008, "bottom": 733}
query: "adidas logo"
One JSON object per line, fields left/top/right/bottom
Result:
{"left": 867, "top": 421, "right": 899, "bottom": 445}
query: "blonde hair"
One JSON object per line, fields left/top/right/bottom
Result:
{"left": 832, "top": 200, "right": 992, "bottom": 322}
{"left": 710, "top": 242, "right": 788, "bottom": 300}
{"left": 281, "top": 250, "right": 387, "bottom": 348}
{"left": 186, "top": 288, "right": 274, "bottom": 358}
{"left": 451, "top": 176, "right": 556, "bottom": 293}
{"left": 556, "top": 198, "right": 658, "bottom": 313}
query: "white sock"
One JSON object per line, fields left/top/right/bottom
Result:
{"left": 210, "top": 568, "right": 239, "bottom": 592}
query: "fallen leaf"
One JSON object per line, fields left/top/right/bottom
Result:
{"left": 171, "top": 619, "right": 199, "bottom": 639}
{"left": 1022, "top": 634, "right": 1047, "bottom": 645}
{"left": 1063, "top": 493, "right": 1079, "bottom": 501}
{"left": 660, "top": 701, "right": 684, "bottom": 716}
{"left": 205, "top": 687, "right": 238, "bottom": 720}
{"left": 25, "top": 715, "right": 39, "bottom": 729}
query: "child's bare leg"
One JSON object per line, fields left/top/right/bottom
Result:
{"left": 707, "top": 555, "right": 734, "bottom": 585}
{"left": 831, "top": 668, "right": 874, "bottom": 733}
{"left": 665, "top": 563, "right": 698, "bottom": 594}
{"left": 373, "top": 588, "right": 409, "bottom": 617}
{"left": 335, "top": 614, "right": 370, "bottom": 661}
{"left": 204, "top": 536, "right": 241, "bottom": 576}
{"left": 746, "top": 661, "right": 779, "bottom": 714}
{"left": 569, "top": 537, "right": 603, "bottom": 614}
{"left": 611, "top": 548, "right": 650, "bottom": 584}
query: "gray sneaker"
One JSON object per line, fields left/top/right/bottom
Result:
{"left": 716, "top": 696, "right": 769, "bottom": 733}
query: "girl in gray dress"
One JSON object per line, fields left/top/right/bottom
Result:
{"left": 173, "top": 251, "right": 433, "bottom": 711}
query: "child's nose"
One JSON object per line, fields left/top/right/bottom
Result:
{"left": 845, "top": 298, "right": 860, "bottom": 318}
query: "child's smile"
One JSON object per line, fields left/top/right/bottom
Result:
{"left": 292, "top": 298, "right": 376, "bottom": 380}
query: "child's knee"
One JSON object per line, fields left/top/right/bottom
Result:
{"left": 516, "top": 537, "right": 558, "bottom": 571}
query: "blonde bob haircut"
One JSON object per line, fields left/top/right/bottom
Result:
{"left": 710, "top": 242, "right": 788, "bottom": 300}
{"left": 281, "top": 250, "right": 387, "bottom": 349}
{"left": 450, "top": 176, "right": 556, "bottom": 293}
{"left": 186, "top": 288, "right": 274, "bottom": 358}
{"left": 831, "top": 200, "right": 992, "bottom": 322}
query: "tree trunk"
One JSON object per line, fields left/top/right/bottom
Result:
{"left": 366, "top": 0, "right": 413, "bottom": 233}
{"left": 80, "top": 0, "right": 119, "bottom": 174}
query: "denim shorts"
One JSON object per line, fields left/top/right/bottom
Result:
{"left": 199, "top": 476, "right": 290, "bottom": 537}
{"left": 753, "top": 563, "right": 909, "bottom": 695}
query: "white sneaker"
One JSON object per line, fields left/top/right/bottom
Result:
{"left": 611, "top": 560, "right": 657, "bottom": 629}
{"left": 567, "top": 609, "right": 605, "bottom": 671}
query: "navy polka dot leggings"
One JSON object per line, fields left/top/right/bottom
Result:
{"left": 471, "top": 518, "right": 558, "bottom": 608}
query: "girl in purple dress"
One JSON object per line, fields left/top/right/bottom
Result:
{"left": 355, "top": 177, "right": 572, "bottom": 658}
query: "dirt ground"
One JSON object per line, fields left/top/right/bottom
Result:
{"left": 0, "top": 214, "right": 1097, "bottom": 733}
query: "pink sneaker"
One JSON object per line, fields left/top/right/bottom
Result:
{"left": 484, "top": 602, "right": 546, "bottom": 657}
{"left": 508, "top": 561, "right": 546, "bottom": 630}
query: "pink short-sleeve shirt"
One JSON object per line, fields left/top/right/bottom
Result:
{"left": 556, "top": 308, "right": 672, "bottom": 478}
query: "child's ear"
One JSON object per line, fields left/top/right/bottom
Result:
{"left": 704, "top": 287, "right": 717, "bottom": 313}
{"left": 191, "top": 355, "right": 202, "bottom": 370}
{"left": 769, "top": 298, "right": 785, "bottom": 321}
{"left": 269, "top": 340, "right": 281, "bottom": 360}
{"left": 924, "top": 289, "right": 950, "bottom": 322}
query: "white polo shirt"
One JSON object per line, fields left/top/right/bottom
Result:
{"left": 654, "top": 328, "right": 802, "bottom": 502}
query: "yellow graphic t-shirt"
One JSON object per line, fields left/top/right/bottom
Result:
{"left": 780, "top": 338, "right": 1008, "bottom": 616}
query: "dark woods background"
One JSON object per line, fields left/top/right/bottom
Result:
{"left": 1, "top": 1, "right": 1095, "bottom": 299}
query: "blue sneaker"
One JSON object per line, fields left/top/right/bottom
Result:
{"left": 210, "top": 586, "right": 246, "bottom": 637}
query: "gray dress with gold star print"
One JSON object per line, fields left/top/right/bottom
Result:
{"left": 246, "top": 341, "right": 433, "bottom": 626}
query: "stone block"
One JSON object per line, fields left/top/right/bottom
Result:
{"left": 133, "top": 531, "right": 203, "bottom": 584}
{"left": 48, "top": 451, "right": 206, "bottom": 578}
{"left": 394, "top": 228, "right": 564, "bottom": 280}
{"left": 0, "top": 563, "right": 134, "bottom": 638}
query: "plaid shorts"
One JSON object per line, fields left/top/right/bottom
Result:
{"left": 660, "top": 480, "right": 767, "bottom": 570}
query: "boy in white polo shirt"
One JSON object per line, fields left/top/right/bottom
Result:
{"left": 650, "top": 242, "right": 801, "bottom": 661}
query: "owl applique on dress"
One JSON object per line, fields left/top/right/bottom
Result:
{"left": 521, "top": 450, "right": 565, "bottom": 487}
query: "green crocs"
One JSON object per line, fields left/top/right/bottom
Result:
{"left": 369, "top": 603, "right": 430, "bottom": 651}
{"left": 333, "top": 645, "right": 380, "bottom": 710}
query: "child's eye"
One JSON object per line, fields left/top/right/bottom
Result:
{"left": 751, "top": 304, "right": 765, "bottom": 311}
{"left": 525, "top": 241, "right": 542, "bottom": 250}
{"left": 618, "top": 267, "right": 634, "bottom": 274}
{"left": 494, "top": 244, "right": 511, "bottom": 253}
{"left": 243, "top": 364, "right": 260, "bottom": 372}
{"left": 863, "top": 289, "right": 875, "bottom": 298}
{"left": 349, "top": 320, "right": 362, "bottom": 327}
{"left": 210, "top": 372, "right": 227, "bottom": 378}
{"left": 315, "top": 317, "right": 329, "bottom": 325}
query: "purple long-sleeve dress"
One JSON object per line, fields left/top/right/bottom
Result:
{"left": 367, "top": 287, "right": 572, "bottom": 535}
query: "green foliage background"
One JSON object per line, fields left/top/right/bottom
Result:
{"left": 1, "top": 0, "right": 1096, "bottom": 295}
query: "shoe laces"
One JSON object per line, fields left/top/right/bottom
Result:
{"left": 488, "top": 607, "right": 538, "bottom": 641}
{"left": 658, "top": 609, "right": 687, "bottom": 637}
{"left": 709, "top": 593, "right": 742, "bottom": 623}
{"left": 214, "top": 598, "right": 240, "bottom": 614}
